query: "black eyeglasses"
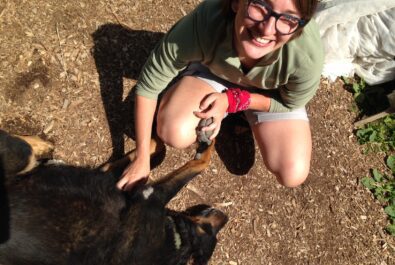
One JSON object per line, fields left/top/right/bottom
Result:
{"left": 246, "top": 0, "right": 306, "bottom": 35}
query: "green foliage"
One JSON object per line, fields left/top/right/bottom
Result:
{"left": 342, "top": 76, "right": 389, "bottom": 116}
{"left": 348, "top": 76, "right": 395, "bottom": 236}
{"left": 356, "top": 115, "right": 395, "bottom": 153}
{"left": 361, "top": 156, "right": 395, "bottom": 235}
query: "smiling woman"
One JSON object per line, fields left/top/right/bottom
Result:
{"left": 119, "top": 0, "right": 324, "bottom": 192}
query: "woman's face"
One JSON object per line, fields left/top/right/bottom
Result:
{"left": 232, "top": 0, "right": 301, "bottom": 68}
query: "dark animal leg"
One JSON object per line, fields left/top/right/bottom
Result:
{"left": 0, "top": 131, "right": 53, "bottom": 176}
{"left": 15, "top": 135, "right": 54, "bottom": 160}
{"left": 100, "top": 136, "right": 165, "bottom": 173}
{"left": 152, "top": 140, "right": 215, "bottom": 205}
{"left": 13, "top": 135, "right": 54, "bottom": 174}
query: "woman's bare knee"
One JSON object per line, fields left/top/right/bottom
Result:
{"left": 155, "top": 76, "right": 215, "bottom": 149}
{"left": 274, "top": 160, "right": 310, "bottom": 188}
{"left": 156, "top": 122, "right": 195, "bottom": 149}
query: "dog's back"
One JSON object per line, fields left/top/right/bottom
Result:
{"left": 0, "top": 130, "right": 227, "bottom": 265}
{"left": 1, "top": 161, "right": 124, "bottom": 264}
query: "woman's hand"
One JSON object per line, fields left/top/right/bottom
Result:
{"left": 117, "top": 94, "right": 157, "bottom": 191}
{"left": 116, "top": 154, "right": 150, "bottom": 191}
{"left": 194, "top": 92, "right": 228, "bottom": 140}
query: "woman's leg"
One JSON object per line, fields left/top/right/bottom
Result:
{"left": 156, "top": 76, "right": 217, "bottom": 149}
{"left": 250, "top": 119, "right": 312, "bottom": 187}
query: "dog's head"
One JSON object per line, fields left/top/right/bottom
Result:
{"left": 167, "top": 204, "right": 228, "bottom": 265}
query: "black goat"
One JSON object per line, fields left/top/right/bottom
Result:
{"left": 0, "top": 130, "right": 227, "bottom": 265}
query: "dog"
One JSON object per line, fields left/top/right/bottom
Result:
{"left": 0, "top": 129, "right": 227, "bottom": 265}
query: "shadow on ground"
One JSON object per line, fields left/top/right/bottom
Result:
{"left": 92, "top": 23, "right": 163, "bottom": 161}
{"left": 92, "top": 23, "right": 255, "bottom": 175}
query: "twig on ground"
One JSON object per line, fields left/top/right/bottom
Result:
{"left": 378, "top": 227, "right": 395, "bottom": 252}
{"left": 0, "top": 2, "right": 8, "bottom": 18}
{"left": 107, "top": 5, "right": 133, "bottom": 31}
{"left": 55, "top": 22, "right": 70, "bottom": 87}
{"left": 186, "top": 183, "right": 207, "bottom": 202}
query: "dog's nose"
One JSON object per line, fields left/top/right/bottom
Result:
{"left": 193, "top": 207, "right": 228, "bottom": 235}
{"left": 206, "top": 208, "right": 228, "bottom": 227}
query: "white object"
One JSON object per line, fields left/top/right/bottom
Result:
{"left": 314, "top": 0, "right": 395, "bottom": 85}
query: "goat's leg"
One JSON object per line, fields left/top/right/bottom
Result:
{"left": 15, "top": 135, "right": 54, "bottom": 160}
{"left": 152, "top": 140, "right": 215, "bottom": 205}
{"left": 0, "top": 130, "right": 53, "bottom": 175}
{"left": 100, "top": 136, "right": 165, "bottom": 173}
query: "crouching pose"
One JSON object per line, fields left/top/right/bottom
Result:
{"left": 0, "top": 129, "right": 227, "bottom": 265}
{"left": 119, "top": 0, "right": 324, "bottom": 190}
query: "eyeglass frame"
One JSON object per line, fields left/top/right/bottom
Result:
{"left": 246, "top": 0, "right": 306, "bottom": 35}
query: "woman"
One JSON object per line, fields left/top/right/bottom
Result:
{"left": 117, "top": 0, "right": 324, "bottom": 190}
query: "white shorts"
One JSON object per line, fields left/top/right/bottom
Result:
{"left": 180, "top": 63, "right": 309, "bottom": 125}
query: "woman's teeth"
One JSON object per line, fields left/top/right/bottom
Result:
{"left": 250, "top": 31, "right": 271, "bottom": 44}
{"left": 255, "top": 37, "right": 270, "bottom": 44}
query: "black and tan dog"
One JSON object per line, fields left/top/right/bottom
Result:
{"left": 0, "top": 129, "right": 227, "bottom": 265}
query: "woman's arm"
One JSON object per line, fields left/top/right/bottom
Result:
{"left": 249, "top": 93, "right": 271, "bottom": 112}
{"left": 116, "top": 95, "right": 157, "bottom": 190}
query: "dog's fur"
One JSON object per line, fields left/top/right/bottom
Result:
{"left": 0, "top": 130, "right": 227, "bottom": 265}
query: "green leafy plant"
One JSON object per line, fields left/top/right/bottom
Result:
{"left": 342, "top": 76, "right": 389, "bottom": 116}
{"left": 356, "top": 115, "right": 395, "bottom": 153}
{"left": 343, "top": 75, "right": 366, "bottom": 99}
{"left": 361, "top": 156, "right": 395, "bottom": 235}
{"left": 347, "top": 76, "right": 395, "bottom": 236}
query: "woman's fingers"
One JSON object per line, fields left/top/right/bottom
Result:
{"left": 122, "top": 176, "right": 149, "bottom": 191}
{"left": 210, "top": 123, "right": 221, "bottom": 140}
{"left": 199, "top": 93, "right": 217, "bottom": 110}
{"left": 117, "top": 171, "right": 149, "bottom": 191}
{"left": 116, "top": 158, "right": 150, "bottom": 191}
{"left": 195, "top": 115, "right": 222, "bottom": 140}
{"left": 195, "top": 93, "right": 227, "bottom": 140}
{"left": 116, "top": 176, "right": 129, "bottom": 190}
{"left": 193, "top": 110, "right": 207, "bottom": 119}
{"left": 202, "top": 120, "right": 217, "bottom": 131}
{"left": 207, "top": 116, "right": 222, "bottom": 139}
{"left": 116, "top": 169, "right": 136, "bottom": 190}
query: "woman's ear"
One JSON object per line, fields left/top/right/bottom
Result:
{"left": 231, "top": 0, "right": 240, "bottom": 13}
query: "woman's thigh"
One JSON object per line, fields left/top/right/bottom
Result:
{"left": 250, "top": 119, "right": 312, "bottom": 187}
{"left": 156, "top": 76, "right": 217, "bottom": 148}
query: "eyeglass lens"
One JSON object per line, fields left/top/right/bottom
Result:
{"left": 247, "top": 1, "right": 300, "bottom": 35}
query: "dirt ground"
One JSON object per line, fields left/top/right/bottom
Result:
{"left": 1, "top": 0, "right": 394, "bottom": 264}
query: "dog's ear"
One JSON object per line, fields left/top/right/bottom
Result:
{"left": 184, "top": 205, "right": 228, "bottom": 265}
{"left": 185, "top": 204, "right": 228, "bottom": 236}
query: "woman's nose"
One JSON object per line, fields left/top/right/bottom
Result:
{"left": 258, "top": 16, "right": 277, "bottom": 36}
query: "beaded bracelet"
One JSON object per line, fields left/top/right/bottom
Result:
{"left": 225, "top": 88, "right": 251, "bottom": 113}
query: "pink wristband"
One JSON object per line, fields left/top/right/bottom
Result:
{"left": 225, "top": 88, "right": 251, "bottom": 113}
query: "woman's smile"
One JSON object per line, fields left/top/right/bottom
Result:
{"left": 249, "top": 28, "right": 273, "bottom": 47}
{"left": 232, "top": 0, "right": 300, "bottom": 68}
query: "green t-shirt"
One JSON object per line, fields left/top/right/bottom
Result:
{"left": 136, "top": 0, "right": 324, "bottom": 112}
